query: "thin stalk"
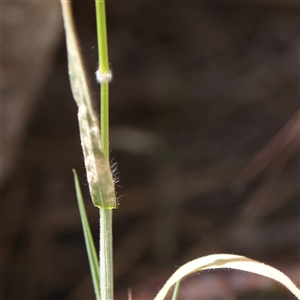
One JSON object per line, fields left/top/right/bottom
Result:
{"left": 95, "top": 0, "right": 110, "bottom": 78}
{"left": 100, "top": 82, "right": 110, "bottom": 161}
{"left": 95, "top": 0, "right": 111, "bottom": 160}
{"left": 95, "top": 1, "right": 114, "bottom": 299}
{"left": 171, "top": 281, "right": 180, "bottom": 300}
{"left": 99, "top": 209, "right": 113, "bottom": 300}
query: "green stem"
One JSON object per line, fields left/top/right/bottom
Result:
{"left": 101, "top": 83, "right": 110, "bottom": 161}
{"left": 99, "top": 208, "right": 113, "bottom": 300}
{"left": 95, "top": 0, "right": 111, "bottom": 161}
{"left": 95, "top": 0, "right": 110, "bottom": 75}
{"left": 95, "top": 1, "right": 114, "bottom": 299}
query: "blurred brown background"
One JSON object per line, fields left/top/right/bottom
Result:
{"left": 2, "top": 1, "right": 299, "bottom": 299}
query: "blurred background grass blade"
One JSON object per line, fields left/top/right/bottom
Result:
{"left": 154, "top": 254, "right": 300, "bottom": 300}
{"left": 73, "top": 170, "right": 100, "bottom": 300}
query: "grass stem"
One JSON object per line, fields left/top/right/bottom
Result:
{"left": 95, "top": 1, "right": 114, "bottom": 299}
{"left": 99, "top": 208, "right": 113, "bottom": 300}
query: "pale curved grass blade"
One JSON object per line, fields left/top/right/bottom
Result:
{"left": 154, "top": 254, "right": 300, "bottom": 300}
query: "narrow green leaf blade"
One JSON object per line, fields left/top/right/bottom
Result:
{"left": 73, "top": 169, "right": 100, "bottom": 300}
{"left": 154, "top": 254, "right": 300, "bottom": 300}
{"left": 171, "top": 280, "right": 180, "bottom": 300}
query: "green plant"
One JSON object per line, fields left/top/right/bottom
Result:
{"left": 60, "top": 1, "right": 300, "bottom": 299}
{"left": 60, "top": 1, "right": 114, "bottom": 299}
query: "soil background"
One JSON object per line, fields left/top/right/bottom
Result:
{"left": 2, "top": 1, "right": 299, "bottom": 299}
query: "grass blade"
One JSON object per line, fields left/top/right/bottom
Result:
{"left": 60, "top": 0, "right": 116, "bottom": 209}
{"left": 154, "top": 254, "right": 300, "bottom": 300}
{"left": 73, "top": 170, "right": 100, "bottom": 300}
{"left": 171, "top": 280, "right": 180, "bottom": 300}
